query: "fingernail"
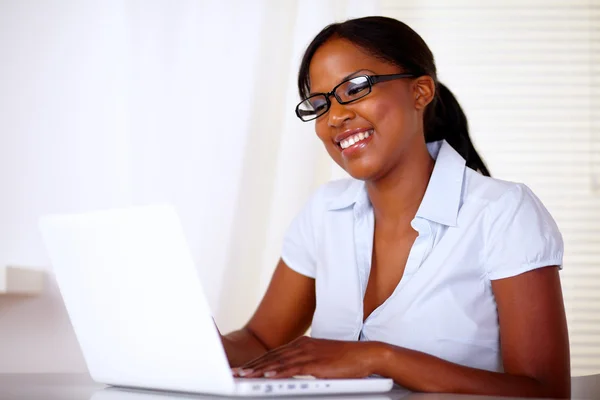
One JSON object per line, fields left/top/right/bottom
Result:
{"left": 264, "top": 371, "right": 276, "bottom": 378}
{"left": 231, "top": 368, "right": 239, "bottom": 376}
{"left": 239, "top": 369, "right": 253, "bottom": 377}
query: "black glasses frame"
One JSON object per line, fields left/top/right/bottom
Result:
{"left": 295, "top": 73, "right": 415, "bottom": 122}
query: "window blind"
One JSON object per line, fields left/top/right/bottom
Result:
{"left": 381, "top": 0, "right": 600, "bottom": 375}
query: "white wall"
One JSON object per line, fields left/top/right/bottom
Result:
{"left": 0, "top": 0, "right": 267, "bottom": 373}
{"left": 1, "top": 0, "right": 132, "bottom": 373}
{"left": 0, "top": 0, "right": 379, "bottom": 373}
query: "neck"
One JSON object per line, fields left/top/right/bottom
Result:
{"left": 366, "top": 141, "right": 434, "bottom": 227}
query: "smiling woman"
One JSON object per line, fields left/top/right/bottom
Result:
{"left": 219, "top": 16, "right": 570, "bottom": 398}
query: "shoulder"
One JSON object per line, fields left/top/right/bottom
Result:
{"left": 462, "top": 169, "right": 562, "bottom": 247}
{"left": 317, "top": 177, "right": 360, "bottom": 198}
{"left": 286, "top": 177, "right": 359, "bottom": 233}
{"left": 281, "top": 178, "right": 359, "bottom": 277}
{"left": 462, "top": 169, "right": 547, "bottom": 218}
{"left": 463, "top": 168, "right": 527, "bottom": 206}
{"left": 305, "top": 178, "right": 362, "bottom": 211}
{"left": 462, "top": 171, "right": 563, "bottom": 277}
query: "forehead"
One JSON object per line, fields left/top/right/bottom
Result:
{"left": 308, "top": 37, "right": 399, "bottom": 92}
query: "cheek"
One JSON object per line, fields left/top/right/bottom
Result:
{"left": 315, "top": 120, "right": 332, "bottom": 145}
{"left": 314, "top": 121, "right": 344, "bottom": 161}
{"left": 367, "top": 96, "right": 410, "bottom": 131}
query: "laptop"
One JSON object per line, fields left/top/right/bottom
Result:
{"left": 91, "top": 386, "right": 405, "bottom": 400}
{"left": 39, "top": 205, "right": 394, "bottom": 396}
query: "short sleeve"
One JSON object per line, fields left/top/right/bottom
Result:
{"left": 484, "top": 183, "right": 564, "bottom": 280}
{"left": 280, "top": 191, "right": 321, "bottom": 279}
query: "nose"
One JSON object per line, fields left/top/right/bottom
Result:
{"left": 327, "top": 99, "right": 355, "bottom": 128}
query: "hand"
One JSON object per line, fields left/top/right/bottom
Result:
{"left": 233, "top": 336, "right": 383, "bottom": 379}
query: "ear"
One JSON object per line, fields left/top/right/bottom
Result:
{"left": 413, "top": 76, "right": 435, "bottom": 110}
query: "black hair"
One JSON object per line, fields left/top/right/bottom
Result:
{"left": 297, "top": 16, "right": 490, "bottom": 176}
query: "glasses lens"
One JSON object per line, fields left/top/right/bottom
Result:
{"left": 336, "top": 76, "right": 371, "bottom": 102}
{"left": 296, "top": 95, "right": 329, "bottom": 121}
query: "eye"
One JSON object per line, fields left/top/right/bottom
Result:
{"left": 344, "top": 77, "right": 370, "bottom": 97}
{"left": 309, "top": 97, "right": 328, "bottom": 112}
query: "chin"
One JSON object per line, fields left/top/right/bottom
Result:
{"left": 339, "top": 160, "right": 381, "bottom": 181}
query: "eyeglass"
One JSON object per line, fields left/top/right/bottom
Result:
{"left": 295, "top": 73, "right": 415, "bottom": 122}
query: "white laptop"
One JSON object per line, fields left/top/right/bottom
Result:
{"left": 39, "top": 205, "right": 394, "bottom": 397}
{"left": 91, "top": 386, "right": 405, "bottom": 400}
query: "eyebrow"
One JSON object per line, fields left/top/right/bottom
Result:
{"left": 308, "top": 69, "right": 376, "bottom": 97}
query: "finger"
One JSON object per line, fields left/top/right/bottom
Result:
{"left": 257, "top": 361, "right": 314, "bottom": 379}
{"left": 238, "top": 337, "right": 317, "bottom": 376}
{"left": 231, "top": 367, "right": 247, "bottom": 377}
{"left": 242, "top": 337, "right": 314, "bottom": 368}
{"left": 239, "top": 346, "right": 303, "bottom": 372}
{"left": 241, "top": 350, "right": 311, "bottom": 378}
{"left": 244, "top": 354, "right": 315, "bottom": 378}
{"left": 241, "top": 352, "right": 306, "bottom": 377}
{"left": 262, "top": 360, "right": 355, "bottom": 380}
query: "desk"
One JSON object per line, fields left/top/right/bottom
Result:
{"left": 1, "top": 374, "right": 598, "bottom": 400}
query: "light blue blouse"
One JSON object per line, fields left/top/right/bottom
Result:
{"left": 281, "top": 140, "right": 563, "bottom": 372}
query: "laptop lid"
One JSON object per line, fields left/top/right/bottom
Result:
{"left": 39, "top": 205, "right": 235, "bottom": 395}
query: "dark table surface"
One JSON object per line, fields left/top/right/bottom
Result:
{"left": 1, "top": 373, "right": 599, "bottom": 400}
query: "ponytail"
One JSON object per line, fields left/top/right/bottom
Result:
{"left": 425, "top": 83, "right": 491, "bottom": 176}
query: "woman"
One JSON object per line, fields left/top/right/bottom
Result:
{"left": 219, "top": 16, "right": 570, "bottom": 397}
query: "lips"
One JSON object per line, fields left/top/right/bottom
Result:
{"left": 339, "top": 129, "right": 373, "bottom": 150}
{"left": 335, "top": 127, "right": 374, "bottom": 148}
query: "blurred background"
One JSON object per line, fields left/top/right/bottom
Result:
{"left": 0, "top": 0, "right": 598, "bottom": 377}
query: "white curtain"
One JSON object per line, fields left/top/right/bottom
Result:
{"left": 0, "top": 0, "right": 380, "bottom": 372}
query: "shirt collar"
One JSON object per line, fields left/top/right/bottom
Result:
{"left": 415, "top": 140, "right": 466, "bottom": 227}
{"left": 326, "top": 178, "right": 368, "bottom": 211}
{"left": 326, "top": 140, "right": 466, "bottom": 227}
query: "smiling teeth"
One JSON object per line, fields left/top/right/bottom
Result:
{"left": 340, "top": 130, "right": 372, "bottom": 150}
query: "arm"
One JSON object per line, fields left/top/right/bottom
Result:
{"left": 371, "top": 266, "right": 570, "bottom": 397}
{"left": 221, "top": 258, "right": 316, "bottom": 367}
{"left": 239, "top": 266, "right": 570, "bottom": 399}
